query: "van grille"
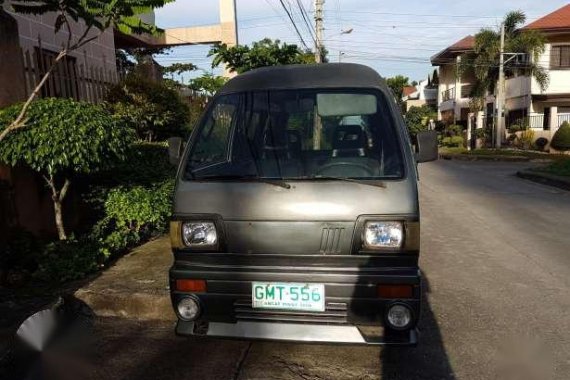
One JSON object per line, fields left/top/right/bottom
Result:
{"left": 319, "top": 227, "right": 344, "bottom": 254}
{"left": 233, "top": 300, "right": 348, "bottom": 324}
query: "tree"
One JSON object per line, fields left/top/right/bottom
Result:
{"left": 209, "top": 38, "right": 315, "bottom": 74}
{"left": 386, "top": 75, "right": 410, "bottom": 100}
{"left": 163, "top": 63, "right": 199, "bottom": 76}
{"left": 405, "top": 105, "right": 437, "bottom": 137}
{"left": 0, "top": 99, "right": 133, "bottom": 240}
{"left": 459, "top": 11, "right": 547, "bottom": 107}
{"left": 0, "top": 0, "right": 174, "bottom": 143}
{"left": 431, "top": 69, "right": 439, "bottom": 86}
{"left": 105, "top": 73, "right": 190, "bottom": 141}
{"left": 189, "top": 73, "right": 228, "bottom": 96}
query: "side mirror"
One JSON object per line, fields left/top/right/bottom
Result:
{"left": 167, "top": 137, "right": 183, "bottom": 165}
{"left": 415, "top": 130, "right": 439, "bottom": 163}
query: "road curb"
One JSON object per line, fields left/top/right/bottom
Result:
{"left": 517, "top": 170, "right": 570, "bottom": 191}
{"left": 440, "top": 153, "right": 530, "bottom": 162}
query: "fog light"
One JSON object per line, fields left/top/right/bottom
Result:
{"left": 177, "top": 297, "right": 200, "bottom": 321}
{"left": 386, "top": 304, "right": 412, "bottom": 330}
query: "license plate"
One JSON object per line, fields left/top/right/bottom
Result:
{"left": 252, "top": 282, "right": 325, "bottom": 312}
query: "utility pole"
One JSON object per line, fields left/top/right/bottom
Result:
{"left": 495, "top": 22, "right": 505, "bottom": 148}
{"left": 314, "top": 0, "right": 324, "bottom": 63}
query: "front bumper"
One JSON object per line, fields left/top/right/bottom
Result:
{"left": 176, "top": 320, "right": 418, "bottom": 345}
{"left": 170, "top": 253, "right": 421, "bottom": 346}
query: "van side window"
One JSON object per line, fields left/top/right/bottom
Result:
{"left": 189, "top": 96, "right": 238, "bottom": 167}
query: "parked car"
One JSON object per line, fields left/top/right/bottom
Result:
{"left": 167, "top": 63, "right": 438, "bottom": 345}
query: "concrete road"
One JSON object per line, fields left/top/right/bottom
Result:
{"left": 40, "top": 161, "right": 570, "bottom": 379}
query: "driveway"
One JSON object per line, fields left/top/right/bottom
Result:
{"left": 8, "top": 160, "right": 570, "bottom": 380}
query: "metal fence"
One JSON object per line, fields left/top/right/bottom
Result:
{"left": 441, "top": 87, "right": 455, "bottom": 102}
{"left": 21, "top": 44, "right": 118, "bottom": 103}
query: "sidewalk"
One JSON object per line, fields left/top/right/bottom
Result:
{"left": 75, "top": 236, "right": 175, "bottom": 321}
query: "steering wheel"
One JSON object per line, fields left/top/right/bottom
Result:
{"left": 315, "top": 161, "right": 374, "bottom": 177}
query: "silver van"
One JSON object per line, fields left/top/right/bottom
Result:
{"left": 168, "top": 63, "right": 438, "bottom": 345}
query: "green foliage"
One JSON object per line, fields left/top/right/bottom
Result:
{"left": 105, "top": 74, "right": 190, "bottom": 141}
{"left": 474, "top": 128, "right": 487, "bottom": 139}
{"left": 0, "top": 98, "right": 133, "bottom": 176}
{"left": 508, "top": 123, "right": 528, "bottom": 133}
{"left": 444, "top": 124, "right": 464, "bottom": 137}
{"left": 189, "top": 73, "right": 228, "bottom": 96}
{"left": 209, "top": 38, "right": 315, "bottom": 74}
{"left": 35, "top": 237, "right": 102, "bottom": 282}
{"left": 37, "top": 143, "right": 175, "bottom": 283}
{"left": 104, "top": 180, "right": 174, "bottom": 233}
{"left": 6, "top": 0, "right": 174, "bottom": 36}
{"left": 386, "top": 75, "right": 410, "bottom": 99}
{"left": 551, "top": 121, "right": 570, "bottom": 151}
{"left": 441, "top": 136, "right": 465, "bottom": 148}
{"left": 405, "top": 105, "right": 436, "bottom": 137}
{"left": 163, "top": 63, "right": 198, "bottom": 75}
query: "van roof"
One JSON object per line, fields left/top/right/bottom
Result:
{"left": 218, "top": 63, "right": 388, "bottom": 95}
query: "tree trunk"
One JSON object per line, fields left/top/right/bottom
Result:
{"left": 44, "top": 176, "right": 71, "bottom": 241}
{"left": 53, "top": 198, "right": 67, "bottom": 240}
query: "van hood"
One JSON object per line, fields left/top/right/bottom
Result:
{"left": 174, "top": 180, "right": 417, "bottom": 221}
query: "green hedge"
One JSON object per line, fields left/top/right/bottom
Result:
{"left": 551, "top": 122, "right": 570, "bottom": 151}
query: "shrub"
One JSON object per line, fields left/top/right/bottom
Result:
{"left": 474, "top": 128, "right": 487, "bottom": 139}
{"left": 444, "top": 124, "right": 463, "bottom": 137}
{"left": 535, "top": 137, "right": 549, "bottom": 151}
{"left": 35, "top": 238, "right": 102, "bottom": 282}
{"left": 508, "top": 124, "right": 528, "bottom": 133}
{"left": 518, "top": 129, "right": 535, "bottom": 150}
{"left": 551, "top": 121, "right": 570, "bottom": 151}
{"left": 104, "top": 179, "right": 174, "bottom": 234}
{"left": 105, "top": 74, "right": 190, "bottom": 141}
{"left": 441, "top": 136, "right": 464, "bottom": 147}
{"left": 0, "top": 98, "right": 134, "bottom": 240}
{"left": 405, "top": 105, "right": 437, "bottom": 137}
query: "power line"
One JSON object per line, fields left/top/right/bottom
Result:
{"left": 295, "top": 0, "right": 317, "bottom": 44}
{"left": 278, "top": 0, "right": 311, "bottom": 49}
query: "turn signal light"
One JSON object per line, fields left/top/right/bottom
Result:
{"left": 176, "top": 279, "right": 207, "bottom": 292}
{"left": 377, "top": 284, "right": 413, "bottom": 299}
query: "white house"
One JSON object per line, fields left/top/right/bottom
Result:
{"left": 430, "top": 4, "right": 570, "bottom": 145}
{"left": 402, "top": 79, "right": 438, "bottom": 112}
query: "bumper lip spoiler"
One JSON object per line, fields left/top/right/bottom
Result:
{"left": 176, "top": 320, "right": 418, "bottom": 346}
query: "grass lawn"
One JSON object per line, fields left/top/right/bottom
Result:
{"left": 439, "top": 147, "right": 570, "bottom": 161}
{"left": 537, "top": 159, "right": 570, "bottom": 177}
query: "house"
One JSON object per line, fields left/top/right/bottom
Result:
{"left": 0, "top": 2, "right": 119, "bottom": 107}
{"left": 431, "top": 4, "right": 570, "bottom": 146}
{"left": 402, "top": 80, "right": 438, "bottom": 112}
{"left": 430, "top": 35, "right": 481, "bottom": 128}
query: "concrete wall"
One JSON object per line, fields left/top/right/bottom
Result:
{"left": 0, "top": 9, "right": 26, "bottom": 107}
{"left": 531, "top": 38, "right": 570, "bottom": 95}
{"left": 3, "top": 1, "right": 117, "bottom": 79}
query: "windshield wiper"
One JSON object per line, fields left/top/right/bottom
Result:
{"left": 310, "top": 175, "right": 386, "bottom": 188}
{"left": 193, "top": 174, "right": 291, "bottom": 189}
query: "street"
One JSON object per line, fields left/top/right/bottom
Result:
{"left": 74, "top": 160, "right": 570, "bottom": 379}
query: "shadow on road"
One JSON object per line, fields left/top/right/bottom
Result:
{"left": 380, "top": 275, "right": 455, "bottom": 380}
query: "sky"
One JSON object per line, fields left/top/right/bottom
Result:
{"left": 154, "top": 0, "right": 569, "bottom": 82}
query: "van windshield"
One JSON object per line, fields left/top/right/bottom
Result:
{"left": 185, "top": 89, "right": 404, "bottom": 180}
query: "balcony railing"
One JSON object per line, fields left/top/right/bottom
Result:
{"left": 558, "top": 113, "right": 570, "bottom": 127}
{"left": 441, "top": 87, "right": 455, "bottom": 102}
{"left": 506, "top": 114, "right": 546, "bottom": 130}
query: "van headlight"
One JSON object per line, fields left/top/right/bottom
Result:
{"left": 182, "top": 222, "right": 218, "bottom": 247}
{"left": 363, "top": 221, "right": 403, "bottom": 249}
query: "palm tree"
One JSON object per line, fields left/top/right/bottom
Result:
{"left": 460, "top": 11, "right": 548, "bottom": 107}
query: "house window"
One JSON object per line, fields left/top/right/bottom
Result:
{"left": 35, "top": 47, "right": 80, "bottom": 99}
{"left": 550, "top": 45, "right": 570, "bottom": 69}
